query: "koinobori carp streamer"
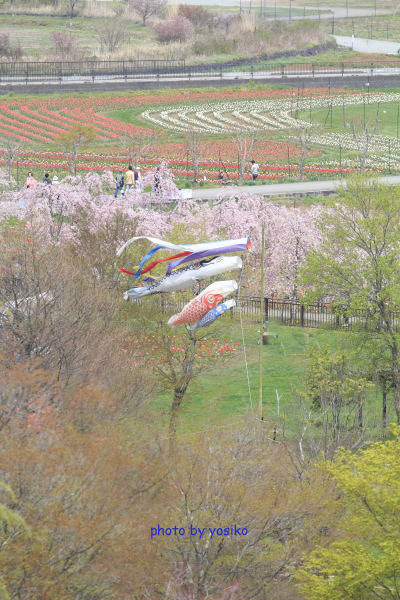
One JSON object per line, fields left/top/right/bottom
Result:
{"left": 167, "top": 280, "right": 238, "bottom": 328}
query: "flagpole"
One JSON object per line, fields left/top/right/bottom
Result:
{"left": 258, "top": 225, "right": 265, "bottom": 419}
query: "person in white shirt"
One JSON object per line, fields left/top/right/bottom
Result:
{"left": 251, "top": 160, "right": 259, "bottom": 181}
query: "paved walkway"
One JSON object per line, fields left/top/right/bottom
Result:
{"left": 96, "top": 0, "right": 391, "bottom": 15}
{"left": 3, "top": 64, "right": 400, "bottom": 88}
{"left": 333, "top": 35, "right": 400, "bottom": 54}
{"left": 265, "top": 8, "right": 392, "bottom": 21}
{"left": 190, "top": 175, "right": 400, "bottom": 200}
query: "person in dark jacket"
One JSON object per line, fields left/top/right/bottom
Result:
{"left": 154, "top": 167, "right": 161, "bottom": 193}
{"left": 43, "top": 173, "right": 52, "bottom": 185}
{"left": 114, "top": 170, "right": 124, "bottom": 198}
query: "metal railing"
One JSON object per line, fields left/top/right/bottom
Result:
{"left": 0, "top": 59, "right": 400, "bottom": 84}
{"left": 155, "top": 296, "right": 400, "bottom": 331}
{"left": 0, "top": 59, "right": 186, "bottom": 82}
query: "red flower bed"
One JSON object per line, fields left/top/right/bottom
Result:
{"left": 0, "top": 87, "right": 369, "bottom": 172}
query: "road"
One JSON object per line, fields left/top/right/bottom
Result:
{"left": 263, "top": 7, "right": 392, "bottom": 21}
{"left": 333, "top": 35, "right": 400, "bottom": 54}
{"left": 95, "top": 0, "right": 391, "bottom": 17}
{"left": 3, "top": 63, "right": 400, "bottom": 87}
{"left": 190, "top": 175, "right": 400, "bottom": 200}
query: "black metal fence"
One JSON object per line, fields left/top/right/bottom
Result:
{"left": 0, "top": 59, "right": 400, "bottom": 83}
{"left": 156, "top": 296, "right": 400, "bottom": 331}
{"left": 0, "top": 59, "right": 186, "bottom": 83}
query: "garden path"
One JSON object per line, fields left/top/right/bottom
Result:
{"left": 190, "top": 174, "right": 400, "bottom": 199}
{"left": 333, "top": 35, "right": 400, "bottom": 53}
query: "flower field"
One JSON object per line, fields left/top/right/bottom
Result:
{"left": 0, "top": 87, "right": 345, "bottom": 144}
{"left": 0, "top": 87, "right": 399, "bottom": 179}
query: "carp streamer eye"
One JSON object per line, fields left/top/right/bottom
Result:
{"left": 203, "top": 292, "right": 224, "bottom": 308}
{"left": 203, "top": 292, "right": 215, "bottom": 306}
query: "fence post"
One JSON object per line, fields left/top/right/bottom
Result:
{"left": 25, "top": 62, "right": 29, "bottom": 85}
{"left": 300, "top": 303, "right": 304, "bottom": 327}
{"left": 264, "top": 297, "right": 268, "bottom": 322}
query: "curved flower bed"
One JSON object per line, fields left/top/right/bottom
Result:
{"left": 0, "top": 87, "right": 397, "bottom": 175}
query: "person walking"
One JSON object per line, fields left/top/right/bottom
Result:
{"left": 26, "top": 172, "right": 36, "bottom": 188}
{"left": 154, "top": 167, "right": 161, "bottom": 193}
{"left": 114, "top": 170, "right": 124, "bottom": 198}
{"left": 122, "top": 165, "right": 135, "bottom": 196}
{"left": 135, "top": 167, "right": 142, "bottom": 191}
{"left": 251, "top": 160, "right": 259, "bottom": 181}
{"left": 42, "top": 172, "right": 52, "bottom": 185}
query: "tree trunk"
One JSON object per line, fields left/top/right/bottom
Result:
{"left": 169, "top": 386, "right": 186, "bottom": 440}
{"left": 331, "top": 398, "right": 341, "bottom": 441}
{"left": 169, "top": 334, "right": 197, "bottom": 447}
{"left": 300, "top": 144, "right": 306, "bottom": 180}
{"left": 382, "top": 380, "right": 387, "bottom": 437}
{"left": 391, "top": 343, "right": 400, "bottom": 424}
{"left": 358, "top": 398, "right": 363, "bottom": 431}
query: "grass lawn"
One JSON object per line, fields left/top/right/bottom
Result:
{"left": 151, "top": 322, "right": 392, "bottom": 437}
{"left": 299, "top": 100, "right": 400, "bottom": 137}
{"left": 0, "top": 13, "right": 156, "bottom": 58}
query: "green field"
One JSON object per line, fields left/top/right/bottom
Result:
{"left": 300, "top": 100, "right": 400, "bottom": 137}
{"left": 152, "top": 322, "right": 393, "bottom": 438}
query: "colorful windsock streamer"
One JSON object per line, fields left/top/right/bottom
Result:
{"left": 188, "top": 299, "right": 236, "bottom": 331}
{"left": 117, "top": 236, "right": 251, "bottom": 279}
{"left": 167, "top": 280, "right": 237, "bottom": 328}
{"left": 124, "top": 257, "right": 242, "bottom": 300}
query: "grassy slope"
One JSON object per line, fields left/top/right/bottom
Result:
{"left": 299, "top": 100, "right": 400, "bottom": 136}
{"left": 0, "top": 13, "right": 156, "bottom": 58}
{"left": 152, "top": 322, "right": 391, "bottom": 436}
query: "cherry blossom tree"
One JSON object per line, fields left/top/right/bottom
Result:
{"left": 232, "top": 129, "right": 263, "bottom": 184}
{"left": 292, "top": 123, "right": 319, "bottom": 181}
{"left": 119, "top": 130, "right": 159, "bottom": 169}
{"left": 125, "top": 0, "right": 167, "bottom": 26}
{"left": 214, "top": 11, "right": 236, "bottom": 34}
{"left": 184, "top": 128, "right": 205, "bottom": 183}
{"left": 0, "top": 169, "right": 321, "bottom": 300}
{"left": 154, "top": 16, "right": 195, "bottom": 43}
{"left": 0, "top": 134, "right": 20, "bottom": 180}
{"left": 170, "top": 189, "right": 322, "bottom": 298}
{"left": 55, "top": 125, "right": 97, "bottom": 176}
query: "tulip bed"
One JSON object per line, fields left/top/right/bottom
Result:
{"left": 0, "top": 86, "right": 397, "bottom": 179}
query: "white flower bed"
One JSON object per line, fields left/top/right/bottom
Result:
{"left": 141, "top": 93, "right": 400, "bottom": 166}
